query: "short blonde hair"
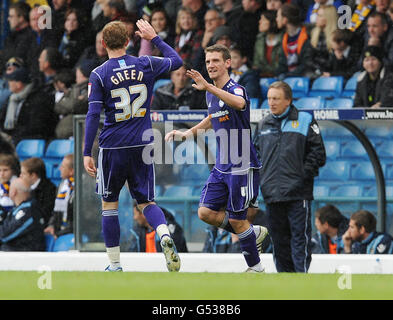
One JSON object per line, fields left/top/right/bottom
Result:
{"left": 102, "top": 21, "right": 129, "bottom": 50}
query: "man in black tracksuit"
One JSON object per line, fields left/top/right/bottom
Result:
{"left": 254, "top": 81, "right": 326, "bottom": 272}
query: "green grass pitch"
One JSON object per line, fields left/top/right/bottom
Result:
{"left": 1, "top": 272, "right": 393, "bottom": 300}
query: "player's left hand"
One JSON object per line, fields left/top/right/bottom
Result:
{"left": 186, "top": 69, "right": 209, "bottom": 91}
{"left": 135, "top": 19, "right": 157, "bottom": 41}
{"left": 84, "top": 156, "right": 97, "bottom": 178}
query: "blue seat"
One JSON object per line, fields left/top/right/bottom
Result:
{"left": 376, "top": 141, "right": 393, "bottom": 158}
{"left": 163, "top": 185, "right": 194, "bottom": 197}
{"left": 153, "top": 79, "right": 171, "bottom": 92}
{"left": 259, "top": 78, "right": 277, "bottom": 100}
{"left": 52, "top": 233, "right": 75, "bottom": 251}
{"left": 324, "top": 140, "right": 340, "bottom": 159}
{"left": 16, "top": 139, "right": 46, "bottom": 161}
{"left": 314, "top": 184, "right": 330, "bottom": 197}
{"left": 319, "top": 161, "right": 350, "bottom": 180}
{"left": 250, "top": 98, "right": 260, "bottom": 109}
{"left": 284, "top": 77, "right": 309, "bottom": 98}
{"left": 293, "top": 97, "right": 325, "bottom": 109}
{"left": 308, "top": 76, "right": 344, "bottom": 98}
{"left": 45, "top": 234, "right": 55, "bottom": 252}
{"left": 363, "top": 185, "right": 393, "bottom": 197}
{"left": 43, "top": 139, "right": 74, "bottom": 177}
{"left": 340, "top": 140, "right": 367, "bottom": 159}
{"left": 180, "top": 164, "right": 211, "bottom": 185}
{"left": 386, "top": 164, "right": 393, "bottom": 180}
{"left": 325, "top": 98, "right": 353, "bottom": 109}
{"left": 323, "top": 125, "right": 355, "bottom": 139}
{"left": 350, "top": 162, "right": 377, "bottom": 181}
{"left": 341, "top": 72, "right": 359, "bottom": 98}
{"left": 330, "top": 185, "right": 362, "bottom": 197}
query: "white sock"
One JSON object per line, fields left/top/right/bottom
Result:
{"left": 250, "top": 262, "right": 264, "bottom": 272}
{"left": 252, "top": 225, "right": 261, "bottom": 238}
{"left": 106, "top": 246, "right": 121, "bottom": 268}
{"left": 156, "top": 224, "right": 170, "bottom": 240}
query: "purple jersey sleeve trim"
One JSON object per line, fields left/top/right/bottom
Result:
{"left": 151, "top": 36, "right": 183, "bottom": 70}
{"left": 83, "top": 102, "right": 102, "bottom": 157}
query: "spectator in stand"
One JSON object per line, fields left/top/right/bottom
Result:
{"left": 121, "top": 13, "right": 140, "bottom": 56}
{"left": 102, "top": 0, "right": 128, "bottom": 22}
{"left": 0, "top": 3, "right": 36, "bottom": 70}
{"left": 28, "top": 5, "right": 60, "bottom": 75}
{"left": 231, "top": 0, "right": 265, "bottom": 62}
{"left": 37, "top": 47, "right": 64, "bottom": 96}
{"left": 181, "top": 0, "right": 209, "bottom": 30}
{"left": 91, "top": 0, "right": 111, "bottom": 34}
{"left": 53, "top": 69, "right": 75, "bottom": 104}
{"left": 51, "top": 0, "right": 74, "bottom": 45}
{"left": 201, "top": 8, "right": 226, "bottom": 49}
{"left": 353, "top": 45, "right": 393, "bottom": 108}
{"left": 0, "top": 57, "right": 26, "bottom": 111}
{"left": 311, "top": 204, "right": 349, "bottom": 254}
{"left": 152, "top": 66, "right": 207, "bottom": 110}
{"left": 139, "top": 8, "right": 176, "bottom": 59}
{"left": 44, "top": 154, "right": 74, "bottom": 239}
{"left": 214, "top": 0, "right": 242, "bottom": 27}
{"left": 174, "top": 7, "right": 204, "bottom": 69}
{"left": 58, "top": 8, "right": 92, "bottom": 69}
{"left": 266, "top": 0, "right": 285, "bottom": 11}
{"left": 0, "top": 177, "right": 46, "bottom": 251}
{"left": 322, "top": 29, "right": 363, "bottom": 80}
{"left": 0, "top": 67, "right": 57, "bottom": 145}
{"left": 212, "top": 25, "right": 236, "bottom": 49}
{"left": 230, "top": 46, "right": 262, "bottom": 102}
{"left": 342, "top": 210, "right": 393, "bottom": 254}
{"left": 252, "top": 10, "right": 283, "bottom": 78}
{"left": 77, "top": 30, "right": 109, "bottom": 68}
{"left": 363, "top": 12, "right": 393, "bottom": 70}
{"left": 304, "top": 0, "right": 343, "bottom": 25}
{"left": 0, "top": 154, "right": 19, "bottom": 218}
{"left": 0, "top": 133, "right": 16, "bottom": 157}
{"left": 129, "top": 201, "right": 188, "bottom": 253}
{"left": 375, "top": 0, "right": 391, "bottom": 15}
{"left": 307, "top": 5, "right": 338, "bottom": 79}
{"left": 20, "top": 157, "right": 56, "bottom": 227}
{"left": 348, "top": 0, "right": 376, "bottom": 40}
{"left": 54, "top": 59, "right": 94, "bottom": 139}
{"left": 275, "top": 3, "right": 313, "bottom": 79}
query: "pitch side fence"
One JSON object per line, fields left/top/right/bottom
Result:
{"left": 73, "top": 109, "right": 393, "bottom": 251}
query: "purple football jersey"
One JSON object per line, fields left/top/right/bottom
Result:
{"left": 207, "top": 79, "right": 261, "bottom": 173}
{"left": 83, "top": 36, "right": 183, "bottom": 157}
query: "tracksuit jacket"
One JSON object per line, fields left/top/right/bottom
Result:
{"left": 254, "top": 104, "right": 326, "bottom": 204}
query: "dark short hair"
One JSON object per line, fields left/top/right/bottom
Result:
{"left": 281, "top": 3, "right": 302, "bottom": 26}
{"left": 205, "top": 43, "right": 231, "bottom": 61}
{"left": 331, "top": 29, "right": 353, "bottom": 44}
{"left": 315, "top": 204, "right": 343, "bottom": 228}
{"left": 0, "top": 153, "right": 19, "bottom": 174}
{"left": 54, "top": 69, "right": 75, "bottom": 88}
{"left": 269, "top": 81, "right": 293, "bottom": 101}
{"left": 351, "top": 210, "right": 377, "bottom": 233}
{"left": 21, "top": 157, "right": 47, "bottom": 179}
{"left": 108, "top": 0, "right": 126, "bottom": 13}
{"left": 368, "top": 11, "right": 388, "bottom": 25}
{"left": 42, "top": 47, "right": 63, "bottom": 71}
{"left": 10, "top": 2, "right": 31, "bottom": 22}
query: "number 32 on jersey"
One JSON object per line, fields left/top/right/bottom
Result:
{"left": 111, "top": 84, "right": 147, "bottom": 122}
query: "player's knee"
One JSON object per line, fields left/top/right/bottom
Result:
{"left": 229, "top": 218, "right": 249, "bottom": 233}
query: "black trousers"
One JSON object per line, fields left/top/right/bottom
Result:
{"left": 266, "top": 200, "right": 312, "bottom": 273}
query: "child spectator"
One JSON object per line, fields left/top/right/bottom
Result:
{"left": 0, "top": 154, "right": 19, "bottom": 219}
{"left": 44, "top": 154, "right": 74, "bottom": 239}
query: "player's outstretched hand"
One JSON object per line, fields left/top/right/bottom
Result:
{"left": 84, "top": 156, "right": 97, "bottom": 178}
{"left": 135, "top": 19, "right": 157, "bottom": 41}
{"left": 186, "top": 69, "right": 209, "bottom": 91}
{"left": 165, "top": 130, "right": 188, "bottom": 142}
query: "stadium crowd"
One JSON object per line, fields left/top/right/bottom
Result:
{"left": 0, "top": 0, "right": 392, "bottom": 257}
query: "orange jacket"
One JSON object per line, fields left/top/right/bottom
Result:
{"left": 282, "top": 26, "right": 309, "bottom": 57}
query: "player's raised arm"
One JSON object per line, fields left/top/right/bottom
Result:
{"left": 136, "top": 19, "right": 183, "bottom": 71}
{"left": 187, "top": 69, "right": 245, "bottom": 111}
